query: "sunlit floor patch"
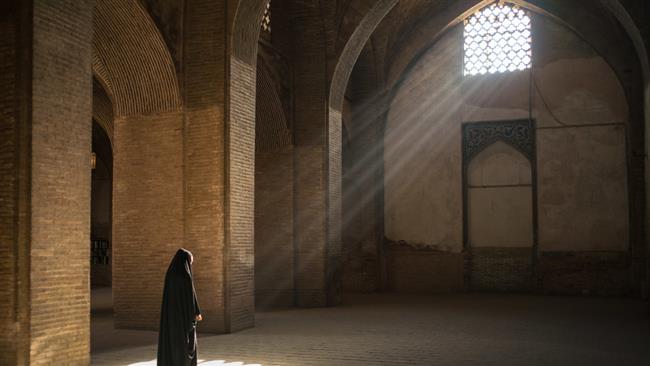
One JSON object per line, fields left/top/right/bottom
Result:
{"left": 127, "top": 360, "right": 262, "bottom": 366}
{"left": 199, "top": 361, "right": 262, "bottom": 366}
{"left": 127, "top": 361, "right": 156, "bottom": 366}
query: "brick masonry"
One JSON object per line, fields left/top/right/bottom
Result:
{"left": 112, "top": 112, "right": 185, "bottom": 331}
{"left": 92, "top": 0, "right": 180, "bottom": 116}
{"left": 1, "top": 0, "right": 649, "bottom": 363}
{"left": 181, "top": 0, "right": 229, "bottom": 334}
{"left": 255, "top": 56, "right": 294, "bottom": 308}
{"left": 0, "top": 6, "right": 20, "bottom": 364}
{"left": 291, "top": 2, "right": 330, "bottom": 307}
{"left": 539, "top": 251, "right": 633, "bottom": 296}
{"left": 386, "top": 243, "right": 464, "bottom": 293}
{"left": 255, "top": 149, "right": 294, "bottom": 307}
{"left": 468, "top": 247, "right": 534, "bottom": 292}
{"left": 380, "top": 241, "right": 634, "bottom": 296}
{"left": 226, "top": 57, "right": 256, "bottom": 332}
{"left": 0, "top": 1, "right": 95, "bottom": 364}
{"left": 111, "top": 0, "right": 263, "bottom": 335}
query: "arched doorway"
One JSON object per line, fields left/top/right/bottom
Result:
{"left": 90, "top": 121, "right": 113, "bottom": 288}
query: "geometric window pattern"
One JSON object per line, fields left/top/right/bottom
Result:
{"left": 261, "top": 1, "right": 271, "bottom": 33}
{"left": 464, "top": 3, "right": 532, "bottom": 76}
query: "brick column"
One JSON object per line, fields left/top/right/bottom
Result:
{"left": 181, "top": 0, "right": 256, "bottom": 333}
{"left": 290, "top": 4, "right": 342, "bottom": 307}
{"left": 0, "top": 0, "right": 93, "bottom": 364}
{"left": 646, "top": 83, "right": 650, "bottom": 301}
{"left": 110, "top": 0, "right": 261, "bottom": 335}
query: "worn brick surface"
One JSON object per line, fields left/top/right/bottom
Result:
{"left": 227, "top": 57, "right": 256, "bottom": 332}
{"left": 540, "top": 251, "right": 633, "bottom": 296}
{"left": 0, "top": 7, "right": 20, "bottom": 364}
{"left": 27, "top": 1, "right": 94, "bottom": 364}
{"left": 181, "top": 0, "right": 229, "bottom": 334}
{"left": 468, "top": 248, "right": 534, "bottom": 292}
{"left": 386, "top": 246, "right": 464, "bottom": 293}
{"left": 93, "top": 0, "right": 180, "bottom": 116}
{"left": 255, "top": 149, "right": 294, "bottom": 307}
{"left": 112, "top": 112, "right": 184, "bottom": 331}
{"left": 291, "top": 2, "right": 333, "bottom": 307}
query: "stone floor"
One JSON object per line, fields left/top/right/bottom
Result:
{"left": 91, "top": 288, "right": 650, "bottom": 365}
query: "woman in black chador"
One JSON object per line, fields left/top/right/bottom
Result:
{"left": 157, "top": 248, "right": 203, "bottom": 366}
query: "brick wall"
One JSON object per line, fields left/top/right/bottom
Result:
{"left": 540, "top": 251, "right": 633, "bottom": 296}
{"left": 468, "top": 248, "right": 534, "bottom": 292}
{"left": 380, "top": 243, "right": 636, "bottom": 295}
{"left": 386, "top": 243, "right": 464, "bottom": 293}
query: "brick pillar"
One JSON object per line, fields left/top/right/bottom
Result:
{"left": 290, "top": 4, "right": 342, "bottom": 307}
{"left": 629, "top": 92, "right": 647, "bottom": 296}
{"left": 181, "top": 0, "right": 255, "bottom": 333}
{"left": 111, "top": 0, "right": 260, "bottom": 335}
{"left": 0, "top": 4, "right": 25, "bottom": 363}
{"left": 112, "top": 112, "right": 185, "bottom": 330}
{"left": 0, "top": 0, "right": 93, "bottom": 364}
{"left": 646, "top": 83, "right": 650, "bottom": 301}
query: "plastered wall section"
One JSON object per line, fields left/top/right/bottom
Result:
{"left": 468, "top": 142, "right": 533, "bottom": 248}
{"left": 385, "top": 27, "right": 464, "bottom": 252}
{"left": 385, "top": 14, "right": 629, "bottom": 252}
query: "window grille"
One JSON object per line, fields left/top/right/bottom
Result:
{"left": 261, "top": 2, "right": 271, "bottom": 33}
{"left": 464, "top": 3, "right": 532, "bottom": 76}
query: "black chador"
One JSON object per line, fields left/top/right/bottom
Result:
{"left": 157, "top": 249, "right": 202, "bottom": 366}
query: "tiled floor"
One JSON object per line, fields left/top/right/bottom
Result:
{"left": 91, "top": 289, "right": 650, "bottom": 365}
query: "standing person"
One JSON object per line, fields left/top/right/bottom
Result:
{"left": 157, "top": 248, "right": 203, "bottom": 366}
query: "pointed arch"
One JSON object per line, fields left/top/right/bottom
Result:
{"left": 92, "top": 0, "right": 181, "bottom": 117}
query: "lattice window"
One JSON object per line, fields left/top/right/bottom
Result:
{"left": 261, "top": 1, "right": 271, "bottom": 33}
{"left": 464, "top": 3, "right": 532, "bottom": 76}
